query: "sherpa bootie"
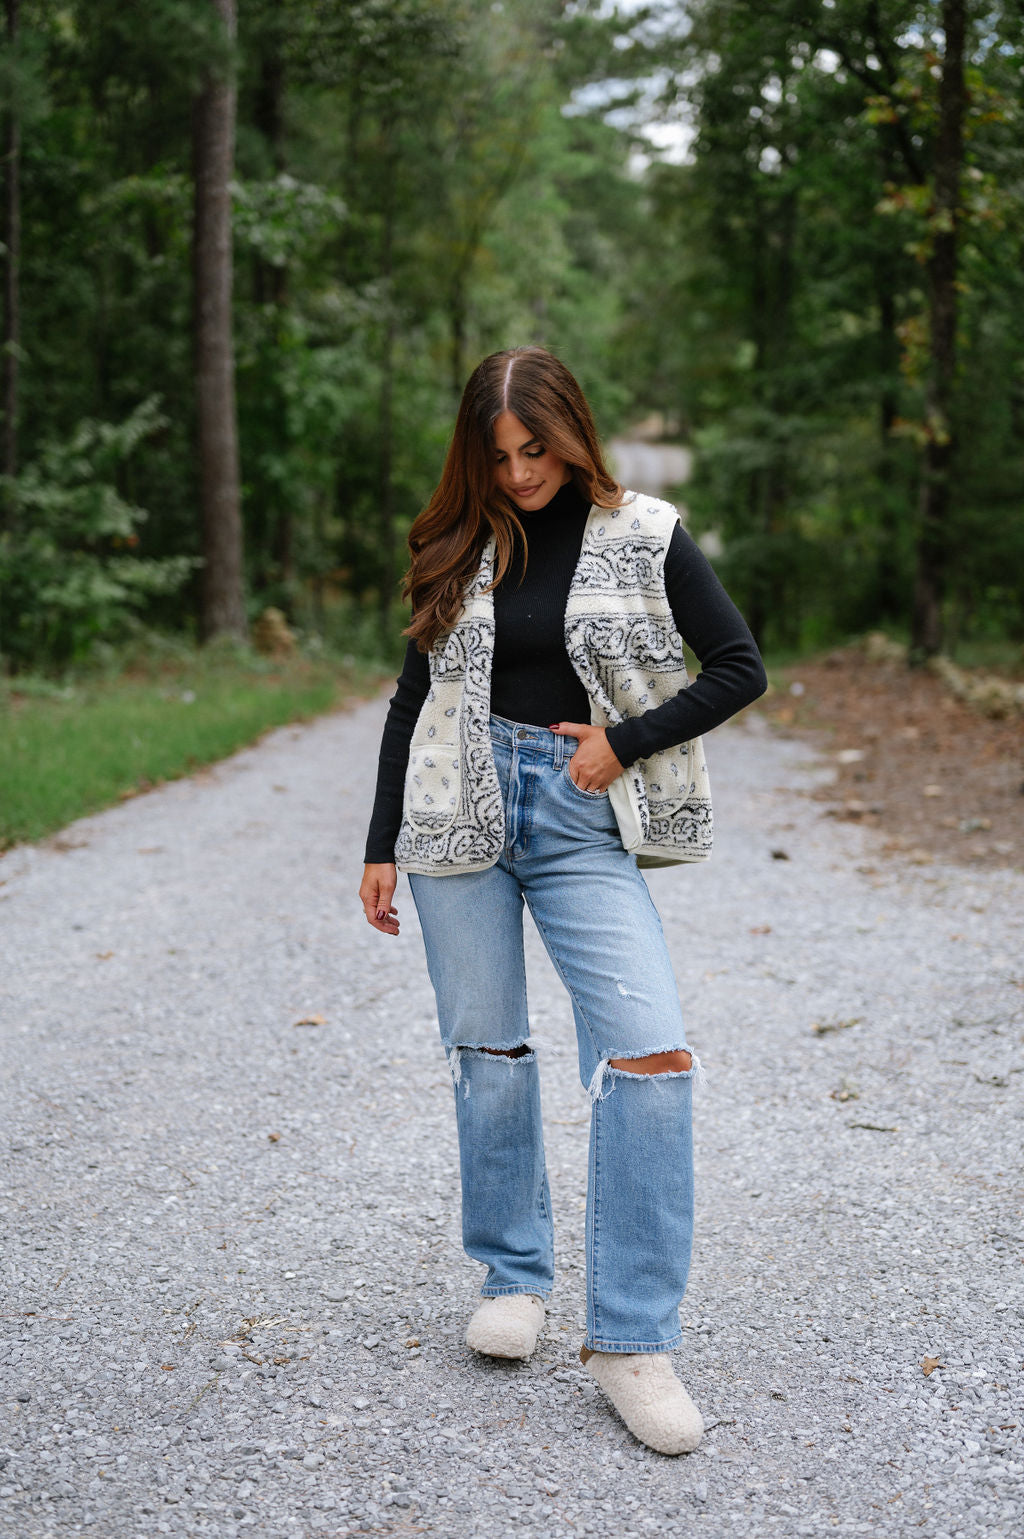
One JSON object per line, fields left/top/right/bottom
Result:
{"left": 581, "top": 1346, "right": 703, "bottom": 1455}
{"left": 465, "top": 1294, "right": 545, "bottom": 1359}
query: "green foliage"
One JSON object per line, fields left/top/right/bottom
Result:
{"left": 607, "top": 0, "right": 1024, "bottom": 651}
{"left": 0, "top": 399, "right": 197, "bottom": 667}
{"left": 5, "top": 0, "right": 1023, "bottom": 678}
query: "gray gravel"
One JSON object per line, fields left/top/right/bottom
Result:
{"left": 1, "top": 694, "right": 1022, "bottom": 1539}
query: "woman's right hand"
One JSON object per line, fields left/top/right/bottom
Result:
{"left": 359, "top": 863, "right": 400, "bottom": 936}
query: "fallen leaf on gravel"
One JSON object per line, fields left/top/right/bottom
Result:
{"left": 294, "top": 1013, "right": 326, "bottom": 1027}
{"left": 750, "top": 925, "right": 772, "bottom": 935}
{"left": 828, "top": 800, "right": 882, "bottom": 820}
{"left": 848, "top": 1122, "right": 899, "bottom": 1133}
{"left": 405, "top": 1338, "right": 421, "bottom": 1348}
{"left": 268, "top": 1132, "right": 281, "bottom": 1143}
{"left": 95, "top": 952, "right": 114, "bottom": 961}
{"left": 161, "top": 1364, "right": 176, "bottom": 1371}
{"left": 770, "top": 849, "right": 790, "bottom": 860}
{"left": 811, "top": 1018, "right": 861, "bottom": 1035}
{"left": 922, "top": 1357, "right": 945, "bottom": 1376}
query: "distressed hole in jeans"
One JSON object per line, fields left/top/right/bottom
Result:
{"left": 608, "top": 1049, "right": 692, "bottom": 1075}
{"left": 589, "top": 1049, "right": 704, "bottom": 1101}
{"left": 447, "top": 1042, "right": 533, "bottom": 1096}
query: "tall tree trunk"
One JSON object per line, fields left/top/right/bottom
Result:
{"left": 252, "top": 39, "right": 291, "bottom": 595}
{"left": 378, "top": 318, "right": 397, "bottom": 618}
{"left": 745, "top": 186, "right": 796, "bottom": 650}
{"left": 377, "top": 120, "right": 397, "bottom": 620}
{"left": 193, "top": 0, "right": 245, "bottom": 641}
{"left": 875, "top": 232, "right": 903, "bottom": 623}
{"left": 745, "top": 209, "right": 770, "bottom": 652}
{"left": 911, "top": 0, "right": 966, "bottom": 659}
{"left": 253, "top": 50, "right": 287, "bottom": 308}
{"left": 449, "top": 276, "right": 466, "bottom": 407}
{"left": 2, "top": 0, "right": 20, "bottom": 509}
{"left": 767, "top": 188, "right": 796, "bottom": 642}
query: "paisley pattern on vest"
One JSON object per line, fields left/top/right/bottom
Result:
{"left": 564, "top": 497, "right": 713, "bottom": 867}
{"left": 394, "top": 492, "right": 712, "bottom": 876}
{"left": 393, "top": 549, "right": 506, "bottom": 875}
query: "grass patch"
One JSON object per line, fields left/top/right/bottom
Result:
{"left": 0, "top": 645, "right": 390, "bottom": 848}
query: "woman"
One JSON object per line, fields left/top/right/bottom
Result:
{"left": 359, "top": 346, "right": 766, "bottom": 1456}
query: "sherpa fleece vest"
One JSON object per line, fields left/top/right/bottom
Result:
{"left": 394, "top": 492, "right": 712, "bottom": 875}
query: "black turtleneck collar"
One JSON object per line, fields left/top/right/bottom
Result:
{"left": 517, "top": 477, "right": 589, "bottom": 518}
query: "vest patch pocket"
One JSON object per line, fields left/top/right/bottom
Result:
{"left": 403, "top": 745, "right": 461, "bottom": 833}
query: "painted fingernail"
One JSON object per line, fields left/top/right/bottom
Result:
{"left": 376, "top": 910, "right": 386, "bottom": 921}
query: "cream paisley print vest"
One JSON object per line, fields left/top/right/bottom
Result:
{"left": 394, "top": 492, "right": 712, "bottom": 875}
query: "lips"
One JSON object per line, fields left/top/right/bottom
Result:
{"left": 512, "top": 485, "right": 543, "bottom": 498}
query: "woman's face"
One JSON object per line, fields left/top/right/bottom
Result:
{"left": 491, "top": 410, "right": 571, "bottom": 511}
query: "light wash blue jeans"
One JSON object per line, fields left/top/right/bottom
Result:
{"left": 408, "top": 715, "right": 699, "bottom": 1353}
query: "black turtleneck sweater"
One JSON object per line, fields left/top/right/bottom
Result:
{"left": 363, "top": 481, "right": 766, "bottom": 863}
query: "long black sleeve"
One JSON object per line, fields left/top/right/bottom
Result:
{"left": 362, "top": 640, "right": 430, "bottom": 863}
{"left": 603, "top": 523, "right": 767, "bottom": 768}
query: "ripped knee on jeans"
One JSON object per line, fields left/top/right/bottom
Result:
{"left": 608, "top": 1049, "right": 692, "bottom": 1075}
{"left": 588, "top": 1048, "right": 705, "bottom": 1101}
{"left": 446, "top": 1041, "right": 533, "bottom": 1089}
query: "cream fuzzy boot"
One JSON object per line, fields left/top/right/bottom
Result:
{"left": 465, "top": 1294, "right": 545, "bottom": 1359}
{"left": 581, "top": 1346, "right": 703, "bottom": 1455}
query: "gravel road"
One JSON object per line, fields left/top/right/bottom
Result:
{"left": 1, "top": 693, "right": 1022, "bottom": 1539}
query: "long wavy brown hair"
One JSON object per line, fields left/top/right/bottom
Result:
{"left": 403, "top": 346, "right": 624, "bottom": 652}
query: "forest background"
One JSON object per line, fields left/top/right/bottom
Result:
{"left": 0, "top": 0, "right": 1022, "bottom": 841}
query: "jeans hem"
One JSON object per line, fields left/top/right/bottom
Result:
{"left": 584, "top": 1331, "right": 682, "bottom": 1354}
{"left": 480, "top": 1284, "right": 552, "bottom": 1300}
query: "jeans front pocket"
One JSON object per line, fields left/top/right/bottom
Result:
{"left": 561, "top": 759, "right": 609, "bottom": 801}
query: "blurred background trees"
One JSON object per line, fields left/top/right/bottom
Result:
{"left": 0, "top": 0, "right": 1021, "bottom": 672}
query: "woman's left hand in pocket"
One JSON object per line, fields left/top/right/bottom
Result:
{"left": 549, "top": 722, "right": 624, "bottom": 794}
